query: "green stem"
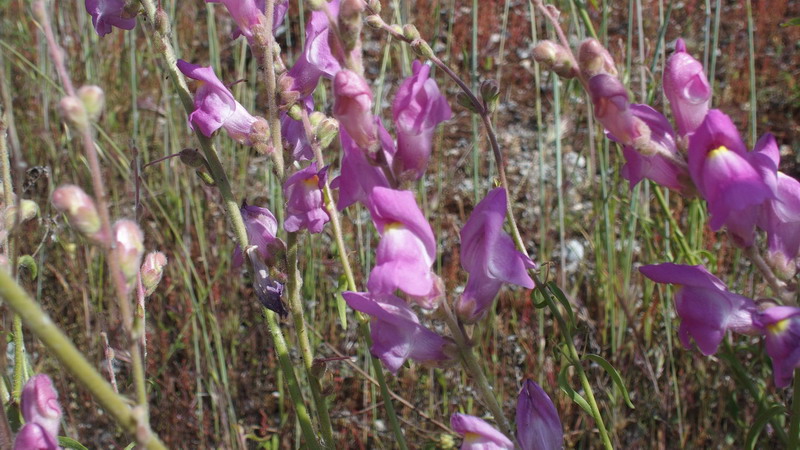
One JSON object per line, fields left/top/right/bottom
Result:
{"left": 285, "top": 233, "right": 335, "bottom": 447}
{"left": 789, "top": 370, "right": 800, "bottom": 448}
{"left": 0, "top": 270, "right": 167, "bottom": 449}
{"left": 253, "top": 0, "right": 285, "bottom": 179}
{"left": 264, "top": 310, "right": 321, "bottom": 450}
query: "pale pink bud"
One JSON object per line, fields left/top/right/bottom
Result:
{"left": 533, "top": 40, "right": 577, "bottom": 79}
{"left": 113, "top": 219, "right": 145, "bottom": 283}
{"left": 58, "top": 95, "right": 89, "bottom": 131}
{"left": 52, "top": 184, "right": 105, "bottom": 242}
{"left": 578, "top": 38, "right": 618, "bottom": 78}
{"left": 140, "top": 251, "right": 167, "bottom": 296}
{"left": 77, "top": 85, "right": 105, "bottom": 122}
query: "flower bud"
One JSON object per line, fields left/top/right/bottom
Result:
{"left": 113, "top": 219, "right": 145, "bottom": 284}
{"left": 59, "top": 95, "right": 89, "bottom": 131}
{"left": 315, "top": 117, "right": 339, "bottom": 148}
{"left": 410, "top": 39, "right": 434, "bottom": 60}
{"left": 140, "top": 251, "right": 167, "bottom": 296}
{"left": 154, "top": 8, "right": 171, "bottom": 36}
{"left": 307, "top": 0, "right": 326, "bottom": 11}
{"left": 368, "top": 0, "right": 381, "bottom": 13}
{"left": 533, "top": 40, "right": 577, "bottom": 78}
{"left": 402, "top": 24, "right": 421, "bottom": 41}
{"left": 339, "top": 0, "right": 364, "bottom": 52}
{"left": 310, "top": 358, "right": 327, "bottom": 379}
{"left": 3, "top": 200, "right": 39, "bottom": 230}
{"left": 766, "top": 250, "right": 798, "bottom": 281}
{"left": 480, "top": 79, "right": 500, "bottom": 112}
{"left": 52, "top": 184, "right": 105, "bottom": 241}
{"left": 578, "top": 38, "right": 618, "bottom": 78}
{"left": 249, "top": 117, "right": 272, "bottom": 153}
{"left": 78, "top": 85, "right": 105, "bottom": 122}
{"left": 20, "top": 374, "right": 62, "bottom": 440}
{"left": 366, "top": 14, "right": 383, "bottom": 29}
{"left": 179, "top": 148, "right": 206, "bottom": 168}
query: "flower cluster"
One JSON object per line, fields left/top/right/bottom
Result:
{"left": 14, "top": 375, "right": 62, "bottom": 450}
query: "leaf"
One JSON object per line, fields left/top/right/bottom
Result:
{"left": 547, "top": 282, "right": 576, "bottom": 329}
{"left": 585, "top": 354, "right": 635, "bottom": 409}
{"left": 531, "top": 288, "right": 548, "bottom": 309}
{"left": 781, "top": 17, "right": 800, "bottom": 27}
{"left": 558, "top": 363, "right": 592, "bottom": 415}
{"left": 745, "top": 404, "right": 785, "bottom": 450}
{"left": 58, "top": 436, "right": 89, "bottom": 450}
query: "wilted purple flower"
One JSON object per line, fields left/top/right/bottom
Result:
{"left": 663, "top": 38, "right": 711, "bottom": 136}
{"left": 283, "top": 163, "right": 330, "bottom": 233}
{"left": 366, "top": 187, "right": 441, "bottom": 307}
{"left": 287, "top": 1, "right": 341, "bottom": 97}
{"left": 450, "top": 413, "right": 514, "bottom": 450}
{"left": 13, "top": 423, "right": 59, "bottom": 450}
{"left": 639, "top": 263, "right": 758, "bottom": 355}
{"left": 615, "top": 104, "right": 691, "bottom": 193}
{"left": 84, "top": 0, "right": 136, "bottom": 37}
{"left": 20, "top": 375, "right": 62, "bottom": 441}
{"left": 232, "top": 204, "right": 278, "bottom": 268}
{"left": 177, "top": 60, "right": 260, "bottom": 145}
{"left": 516, "top": 380, "right": 563, "bottom": 450}
{"left": 342, "top": 291, "right": 454, "bottom": 374}
{"left": 588, "top": 74, "right": 648, "bottom": 147}
{"left": 391, "top": 60, "right": 452, "bottom": 179}
{"left": 333, "top": 121, "right": 395, "bottom": 210}
{"left": 755, "top": 306, "right": 800, "bottom": 388}
{"left": 687, "top": 110, "right": 774, "bottom": 245}
{"left": 333, "top": 70, "right": 376, "bottom": 149}
{"left": 456, "top": 188, "right": 535, "bottom": 323}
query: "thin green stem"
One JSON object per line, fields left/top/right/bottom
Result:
{"left": 253, "top": 0, "right": 285, "bottom": 179}
{"left": 789, "top": 370, "right": 800, "bottom": 448}
{"left": 0, "top": 270, "right": 167, "bottom": 449}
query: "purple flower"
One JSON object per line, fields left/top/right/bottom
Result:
{"left": 391, "top": 60, "right": 452, "bottom": 179}
{"left": 366, "top": 187, "right": 442, "bottom": 308}
{"left": 333, "top": 70, "right": 376, "bottom": 149}
{"left": 342, "top": 291, "right": 453, "bottom": 374}
{"left": 456, "top": 188, "right": 535, "bottom": 323}
{"left": 283, "top": 163, "right": 330, "bottom": 233}
{"left": 287, "top": 1, "right": 341, "bottom": 97}
{"left": 233, "top": 204, "right": 279, "bottom": 268}
{"left": 588, "top": 74, "right": 650, "bottom": 147}
{"left": 281, "top": 96, "right": 314, "bottom": 161}
{"left": 13, "top": 424, "right": 59, "bottom": 450}
{"left": 177, "top": 60, "right": 259, "bottom": 145}
{"left": 84, "top": 0, "right": 136, "bottom": 37}
{"left": 663, "top": 39, "right": 711, "bottom": 136}
{"left": 516, "top": 380, "right": 563, "bottom": 450}
{"left": 764, "top": 172, "right": 800, "bottom": 264}
{"left": 20, "top": 375, "right": 62, "bottom": 441}
{"left": 639, "top": 263, "right": 758, "bottom": 355}
{"left": 755, "top": 306, "right": 800, "bottom": 388}
{"left": 687, "top": 110, "right": 774, "bottom": 245}
{"left": 450, "top": 413, "right": 514, "bottom": 450}
{"left": 213, "top": 0, "right": 289, "bottom": 40}
{"left": 332, "top": 120, "right": 395, "bottom": 210}
{"left": 616, "top": 104, "right": 691, "bottom": 193}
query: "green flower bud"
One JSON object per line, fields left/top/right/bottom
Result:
{"left": 59, "top": 96, "right": 89, "bottom": 131}
{"left": 179, "top": 148, "right": 206, "bottom": 169}
{"left": 140, "top": 251, "right": 167, "bottom": 296}
{"left": 315, "top": 117, "right": 339, "bottom": 149}
{"left": 78, "top": 85, "right": 105, "bottom": 122}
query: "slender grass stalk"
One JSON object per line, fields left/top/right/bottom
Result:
{"left": 789, "top": 370, "right": 800, "bottom": 448}
{"left": 745, "top": 0, "right": 757, "bottom": 147}
{"left": 0, "top": 270, "right": 167, "bottom": 449}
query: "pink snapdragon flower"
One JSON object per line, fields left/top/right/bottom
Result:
{"left": 283, "top": 163, "right": 330, "bottom": 233}
{"left": 208, "top": 0, "right": 288, "bottom": 40}
{"left": 391, "top": 60, "right": 452, "bottom": 179}
{"left": 287, "top": 1, "right": 341, "bottom": 97}
{"left": 755, "top": 306, "right": 800, "bottom": 388}
{"left": 456, "top": 188, "right": 535, "bottom": 323}
{"left": 366, "top": 187, "right": 441, "bottom": 308}
{"left": 588, "top": 74, "right": 648, "bottom": 147}
{"left": 177, "top": 60, "right": 260, "bottom": 145}
{"left": 687, "top": 110, "right": 775, "bottom": 245}
{"left": 232, "top": 204, "right": 279, "bottom": 268}
{"left": 763, "top": 172, "right": 800, "bottom": 266}
{"left": 333, "top": 121, "right": 395, "bottom": 210}
{"left": 516, "top": 380, "right": 563, "bottom": 450}
{"left": 84, "top": 0, "right": 136, "bottom": 37}
{"left": 639, "top": 263, "right": 758, "bottom": 355}
{"left": 663, "top": 39, "right": 711, "bottom": 136}
{"left": 14, "top": 374, "right": 62, "bottom": 449}
{"left": 333, "top": 70, "right": 376, "bottom": 149}
{"left": 342, "top": 291, "right": 454, "bottom": 374}
{"left": 450, "top": 413, "right": 514, "bottom": 450}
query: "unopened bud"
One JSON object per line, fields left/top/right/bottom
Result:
{"left": 368, "top": 0, "right": 382, "bottom": 13}
{"left": 480, "top": 79, "right": 500, "bottom": 112}
{"left": 389, "top": 24, "right": 403, "bottom": 35}
{"left": 533, "top": 40, "right": 577, "bottom": 78}
{"left": 311, "top": 359, "right": 327, "bottom": 379}
{"left": 154, "top": 8, "right": 171, "bottom": 35}
{"left": 179, "top": 148, "right": 206, "bottom": 168}
{"left": 766, "top": 251, "right": 798, "bottom": 281}
{"left": 366, "top": 15, "right": 383, "bottom": 29}
{"left": 315, "top": 118, "right": 339, "bottom": 148}
{"left": 113, "top": 219, "right": 145, "bottom": 284}
{"left": 4, "top": 200, "right": 39, "bottom": 230}
{"left": 410, "top": 39, "right": 434, "bottom": 60}
{"left": 578, "top": 38, "right": 618, "bottom": 78}
{"left": 402, "top": 24, "right": 421, "bottom": 42}
{"left": 77, "top": 85, "right": 105, "bottom": 122}
{"left": 140, "top": 251, "right": 167, "bottom": 296}
{"left": 52, "top": 185, "right": 105, "bottom": 241}
{"left": 59, "top": 96, "right": 89, "bottom": 131}
{"left": 307, "top": 0, "right": 326, "bottom": 10}
{"left": 287, "top": 104, "right": 304, "bottom": 121}
{"left": 339, "top": 0, "right": 364, "bottom": 52}
{"left": 249, "top": 117, "right": 272, "bottom": 152}
{"left": 309, "top": 111, "right": 325, "bottom": 128}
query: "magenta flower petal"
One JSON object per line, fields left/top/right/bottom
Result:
{"left": 13, "top": 423, "right": 59, "bottom": 450}
{"left": 663, "top": 38, "right": 711, "bottom": 136}
{"left": 283, "top": 163, "right": 330, "bottom": 233}
{"left": 20, "top": 375, "right": 62, "bottom": 440}
{"left": 342, "top": 291, "right": 452, "bottom": 374}
{"left": 220, "top": 0, "right": 288, "bottom": 40}
{"left": 450, "top": 413, "right": 514, "bottom": 450}
{"left": 333, "top": 70, "right": 376, "bottom": 149}
{"left": 281, "top": 97, "right": 315, "bottom": 161}
{"left": 232, "top": 204, "right": 278, "bottom": 268}
{"left": 764, "top": 172, "right": 800, "bottom": 262}
{"left": 516, "top": 380, "right": 563, "bottom": 450}
{"left": 177, "top": 60, "right": 258, "bottom": 144}
{"left": 687, "top": 110, "right": 774, "bottom": 243}
{"left": 755, "top": 306, "right": 800, "bottom": 388}
{"left": 332, "top": 123, "right": 393, "bottom": 210}
{"left": 391, "top": 60, "right": 452, "bottom": 179}
{"left": 640, "top": 263, "right": 757, "bottom": 355}
{"left": 287, "top": 1, "right": 341, "bottom": 96}
{"left": 206, "top": 0, "right": 263, "bottom": 39}
{"left": 84, "top": 0, "right": 136, "bottom": 37}
{"left": 457, "top": 188, "right": 535, "bottom": 322}
{"left": 588, "top": 74, "right": 642, "bottom": 146}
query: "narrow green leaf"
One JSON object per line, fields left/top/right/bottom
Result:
{"left": 781, "top": 17, "right": 800, "bottom": 27}
{"left": 58, "top": 436, "right": 89, "bottom": 450}
{"left": 585, "top": 353, "right": 635, "bottom": 409}
{"left": 558, "top": 363, "right": 592, "bottom": 415}
{"left": 745, "top": 405, "right": 786, "bottom": 450}
{"left": 547, "top": 282, "right": 576, "bottom": 329}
